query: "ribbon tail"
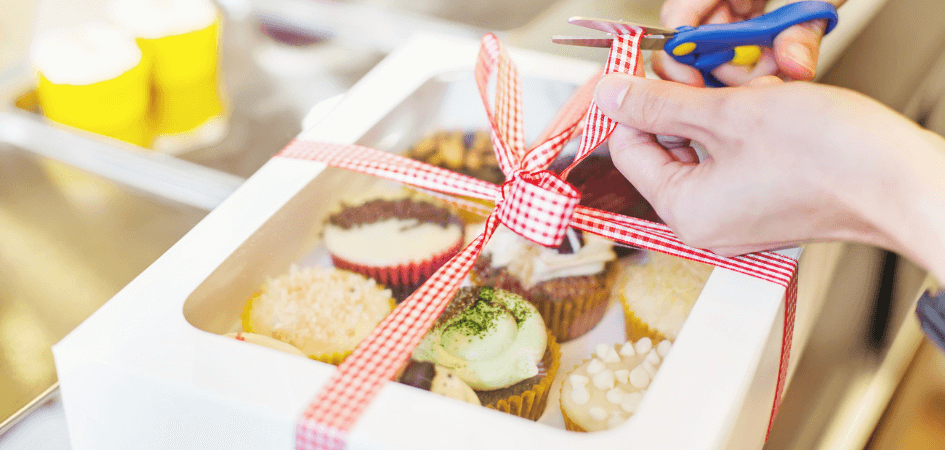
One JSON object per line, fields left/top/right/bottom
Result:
{"left": 767, "top": 268, "right": 798, "bottom": 437}
{"left": 296, "top": 215, "right": 503, "bottom": 449}
{"left": 561, "top": 32, "right": 644, "bottom": 180}
{"left": 278, "top": 140, "right": 499, "bottom": 201}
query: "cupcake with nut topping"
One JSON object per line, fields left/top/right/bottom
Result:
{"left": 472, "top": 224, "right": 619, "bottom": 342}
{"left": 324, "top": 196, "right": 464, "bottom": 302}
{"left": 413, "top": 287, "right": 560, "bottom": 420}
{"left": 560, "top": 337, "right": 672, "bottom": 432}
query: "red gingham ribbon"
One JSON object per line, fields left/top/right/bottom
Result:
{"left": 281, "top": 32, "right": 798, "bottom": 449}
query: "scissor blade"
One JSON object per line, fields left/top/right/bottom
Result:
{"left": 552, "top": 36, "right": 613, "bottom": 48}
{"left": 552, "top": 35, "right": 670, "bottom": 50}
{"left": 568, "top": 16, "right": 677, "bottom": 37}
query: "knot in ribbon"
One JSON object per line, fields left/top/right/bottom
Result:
{"left": 496, "top": 170, "right": 580, "bottom": 247}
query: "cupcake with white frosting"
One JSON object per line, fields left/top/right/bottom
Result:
{"left": 413, "top": 287, "right": 561, "bottom": 420}
{"left": 30, "top": 22, "right": 152, "bottom": 146}
{"left": 110, "top": 0, "right": 226, "bottom": 153}
{"left": 472, "top": 224, "right": 619, "bottom": 342}
{"left": 324, "top": 197, "right": 464, "bottom": 302}
{"left": 619, "top": 252, "right": 713, "bottom": 342}
{"left": 559, "top": 337, "right": 672, "bottom": 432}
{"left": 223, "top": 331, "right": 306, "bottom": 357}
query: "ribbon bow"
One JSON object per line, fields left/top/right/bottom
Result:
{"left": 282, "top": 32, "right": 798, "bottom": 450}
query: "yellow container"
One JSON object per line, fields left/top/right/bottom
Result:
{"left": 151, "top": 76, "right": 224, "bottom": 136}
{"left": 36, "top": 57, "right": 152, "bottom": 147}
{"left": 137, "top": 19, "right": 220, "bottom": 88}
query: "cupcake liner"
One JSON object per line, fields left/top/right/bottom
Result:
{"left": 331, "top": 239, "right": 463, "bottom": 302}
{"left": 561, "top": 408, "right": 588, "bottom": 432}
{"left": 240, "top": 293, "right": 389, "bottom": 365}
{"left": 482, "top": 332, "right": 561, "bottom": 421}
{"left": 620, "top": 294, "right": 669, "bottom": 343}
{"left": 472, "top": 260, "right": 619, "bottom": 342}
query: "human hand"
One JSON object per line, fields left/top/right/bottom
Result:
{"left": 653, "top": 0, "right": 846, "bottom": 86}
{"left": 593, "top": 73, "right": 945, "bottom": 281}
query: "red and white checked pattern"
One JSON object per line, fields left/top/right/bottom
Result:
{"left": 562, "top": 32, "right": 642, "bottom": 180}
{"left": 495, "top": 171, "right": 581, "bottom": 247}
{"left": 284, "top": 32, "right": 797, "bottom": 449}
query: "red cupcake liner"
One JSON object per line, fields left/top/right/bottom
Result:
{"left": 330, "top": 239, "right": 463, "bottom": 302}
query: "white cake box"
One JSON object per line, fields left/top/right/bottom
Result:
{"left": 53, "top": 32, "right": 800, "bottom": 450}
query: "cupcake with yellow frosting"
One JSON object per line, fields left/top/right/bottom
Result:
{"left": 619, "top": 252, "right": 713, "bottom": 342}
{"left": 472, "top": 225, "right": 619, "bottom": 342}
{"left": 243, "top": 265, "right": 395, "bottom": 364}
{"left": 413, "top": 287, "right": 560, "bottom": 420}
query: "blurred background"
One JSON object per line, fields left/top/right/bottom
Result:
{"left": 0, "top": 0, "right": 944, "bottom": 449}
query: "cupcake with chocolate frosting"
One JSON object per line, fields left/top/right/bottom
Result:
{"left": 324, "top": 197, "right": 464, "bottom": 301}
{"left": 472, "top": 224, "right": 619, "bottom": 342}
{"left": 412, "top": 287, "right": 560, "bottom": 420}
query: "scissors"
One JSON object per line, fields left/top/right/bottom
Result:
{"left": 553, "top": 1, "right": 839, "bottom": 87}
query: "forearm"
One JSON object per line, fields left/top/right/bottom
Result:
{"left": 864, "top": 127, "right": 945, "bottom": 284}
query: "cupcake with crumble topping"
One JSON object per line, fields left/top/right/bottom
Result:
{"left": 324, "top": 196, "right": 464, "bottom": 302}
{"left": 242, "top": 265, "right": 395, "bottom": 364}
{"left": 412, "top": 287, "right": 560, "bottom": 420}
{"left": 472, "top": 224, "right": 619, "bottom": 342}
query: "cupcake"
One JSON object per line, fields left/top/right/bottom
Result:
{"left": 30, "top": 22, "right": 152, "bottom": 146}
{"left": 472, "top": 225, "right": 619, "bottom": 342}
{"left": 619, "top": 252, "right": 714, "bottom": 342}
{"left": 397, "top": 360, "right": 481, "bottom": 405}
{"left": 223, "top": 331, "right": 306, "bottom": 357}
{"left": 407, "top": 130, "right": 503, "bottom": 185}
{"left": 324, "top": 197, "right": 464, "bottom": 302}
{"left": 406, "top": 130, "right": 501, "bottom": 224}
{"left": 560, "top": 338, "right": 672, "bottom": 432}
{"left": 242, "top": 265, "right": 395, "bottom": 364}
{"left": 109, "top": 0, "right": 226, "bottom": 153}
{"left": 412, "top": 287, "right": 560, "bottom": 420}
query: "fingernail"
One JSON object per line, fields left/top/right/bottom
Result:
{"left": 595, "top": 74, "right": 631, "bottom": 111}
{"left": 786, "top": 44, "right": 815, "bottom": 78}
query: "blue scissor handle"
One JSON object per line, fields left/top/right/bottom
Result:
{"left": 665, "top": 1, "right": 839, "bottom": 87}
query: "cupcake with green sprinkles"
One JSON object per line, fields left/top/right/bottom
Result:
{"left": 412, "top": 286, "right": 560, "bottom": 420}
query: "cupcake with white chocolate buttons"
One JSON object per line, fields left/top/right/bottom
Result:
{"left": 412, "top": 287, "right": 561, "bottom": 420}
{"left": 559, "top": 337, "right": 672, "bottom": 432}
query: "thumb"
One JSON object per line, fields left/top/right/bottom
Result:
{"left": 594, "top": 73, "right": 723, "bottom": 145}
{"left": 773, "top": 18, "right": 829, "bottom": 81}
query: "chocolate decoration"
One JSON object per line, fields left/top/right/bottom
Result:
{"left": 398, "top": 360, "right": 436, "bottom": 391}
{"left": 328, "top": 198, "right": 459, "bottom": 229}
{"left": 555, "top": 228, "right": 585, "bottom": 254}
